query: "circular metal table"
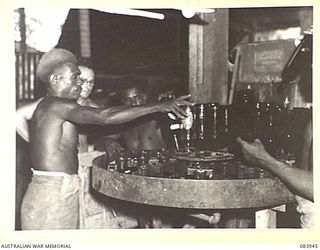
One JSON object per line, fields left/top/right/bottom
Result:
{"left": 92, "top": 154, "right": 295, "bottom": 210}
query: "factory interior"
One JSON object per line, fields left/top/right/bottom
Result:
{"left": 15, "top": 7, "right": 313, "bottom": 230}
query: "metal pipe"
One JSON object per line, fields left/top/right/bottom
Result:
{"left": 94, "top": 8, "right": 165, "bottom": 20}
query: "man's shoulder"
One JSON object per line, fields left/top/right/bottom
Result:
{"left": 37, "top": 96, "right": 79, "bottom": 116}
{"left": 43, "top": 96, "right": 78, "bottom": 107}
{"left": 79, "top": 98, "right": 100, "bottom": 108}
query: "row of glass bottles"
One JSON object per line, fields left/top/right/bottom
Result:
{"left": 176, "top": 94, "right": 311, "bottom": 158}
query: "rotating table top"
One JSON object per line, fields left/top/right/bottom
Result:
{"left": 91, "top": 154, "right": 295, "bottom": 209}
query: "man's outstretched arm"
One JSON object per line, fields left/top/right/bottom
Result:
{"left": 237, "top": 137, "right": 313, "bottom": 201}
{"left": 62, "top": 95, "right": 193, "bottom": 126}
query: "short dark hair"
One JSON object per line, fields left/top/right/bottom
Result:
{"left": 37, "top": 48, "right": 77, "bottom": 82}
{"left": 121, "top": 86, "right": 144, "bottom": 98}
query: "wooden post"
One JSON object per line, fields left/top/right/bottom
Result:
{"left": 298, "top": 7, "right": 312, "bottom": 32}
{"left": 188, "top": 9, "right": 229, "bottom": 104}
{"left": 79, "top": 9, "right": 91, "bottom": 58}
{"left": 255, "top": 209, "right": 277, "bottom": 228}
{"left": 18, "top": 8, "right": 26, "bottom": 54}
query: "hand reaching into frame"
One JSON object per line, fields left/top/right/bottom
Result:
{"left": 236, "top": 137, "right": 272, "bottom": 165}
{"left": 157, "top": 94, "right": 194, "bottom": 119}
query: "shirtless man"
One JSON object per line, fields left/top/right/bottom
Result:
{"left": 237, "top": 129, "right": 313, "bottom": 228}
{"left": 237, "top": 37, "right": 313, "bottom": 228}
{"left": 16, "top": 63, "right": 98, "bottom": 143}
{"left": 95, "top": 86, "right": 194, "bottom": 228}
{"left": 95, "top": 86, "right": 170, "bottom": 159}
{"left": 20, "top": 48, "right": 191, "bottom": 230}
{"left": 16, "top": 63, "right": 98, "bottom": 229}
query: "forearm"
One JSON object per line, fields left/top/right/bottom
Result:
{"left": 16, "top": 98, "right": 43, "bottom": 142}
{"left": 99, "top": 104, "right": 159, "bottom": 125}
{"left": 259, "top": 156, "right": 313, "bottom": 201}
{"left": 67, "top": 104, "right": 159, "bottom": 125}
{"left": 100, "top": 134, "right": 120, "bottom": 140}
{"left": 299, "top": 121, "right": 313, "bottom": 171}
{"left": 16, "top": 116, "right": 30, "bottom": 142}
{"left": 66, "top": 96, "right": 189, "bottom": 125}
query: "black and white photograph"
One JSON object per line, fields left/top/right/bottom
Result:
{"left": 0, "top": 2, "right": 318, "bottom": 248}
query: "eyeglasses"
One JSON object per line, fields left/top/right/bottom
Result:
{"left": 80, "top": 78, "right": 95, "bottom": 86}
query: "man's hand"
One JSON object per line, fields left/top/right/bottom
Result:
{"left": 158, "top": 94, "right": 193, "bottom": 119}
{"left": 94, "top": 137, "right": 123, "bottom": 160}
{"left": 105, "top": 138, "right": 123, "bottom": 160}
{"left": 236, "top": 137, "right": 272, "bottom": 165}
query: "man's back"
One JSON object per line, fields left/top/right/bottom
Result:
{"left": 30, "top": 96, "right": 79, "bottom": 174}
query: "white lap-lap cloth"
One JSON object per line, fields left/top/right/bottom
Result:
{"left": 78, "top": 151, "right": 139, "bottom": 229}
{"left": 295, "top": 195, "right": 314, "bottom": 229}
{"left": 21, "top": 170, "right": 80, "bottom": 230}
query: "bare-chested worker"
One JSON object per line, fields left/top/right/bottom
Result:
{"left": 94, "top": 86, "right": 171, "bottom": 159}
{"left": 16, "top": 62, "right": 98, "bottom": 229}
{"left": 237, "top": 32, "right": 313, "bottom": 228}
{"left": 94, "top": 86, "right": 193, "bottom": 228}
{"left": 16, "top": 62, "right": 98, "bottom": 144}
{"left": 20, "top": 48, "right": 191, "bottom": 230}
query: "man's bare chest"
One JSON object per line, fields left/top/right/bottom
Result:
{"left": 123, "top": 121, "right": 159, "bottom": 138}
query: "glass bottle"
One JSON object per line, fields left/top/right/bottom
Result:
{"left": 138, "top": 156, "right": 148, "bottom": 176}
{"left": 197, "top": 104, "right": 205, "bottom": 149}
